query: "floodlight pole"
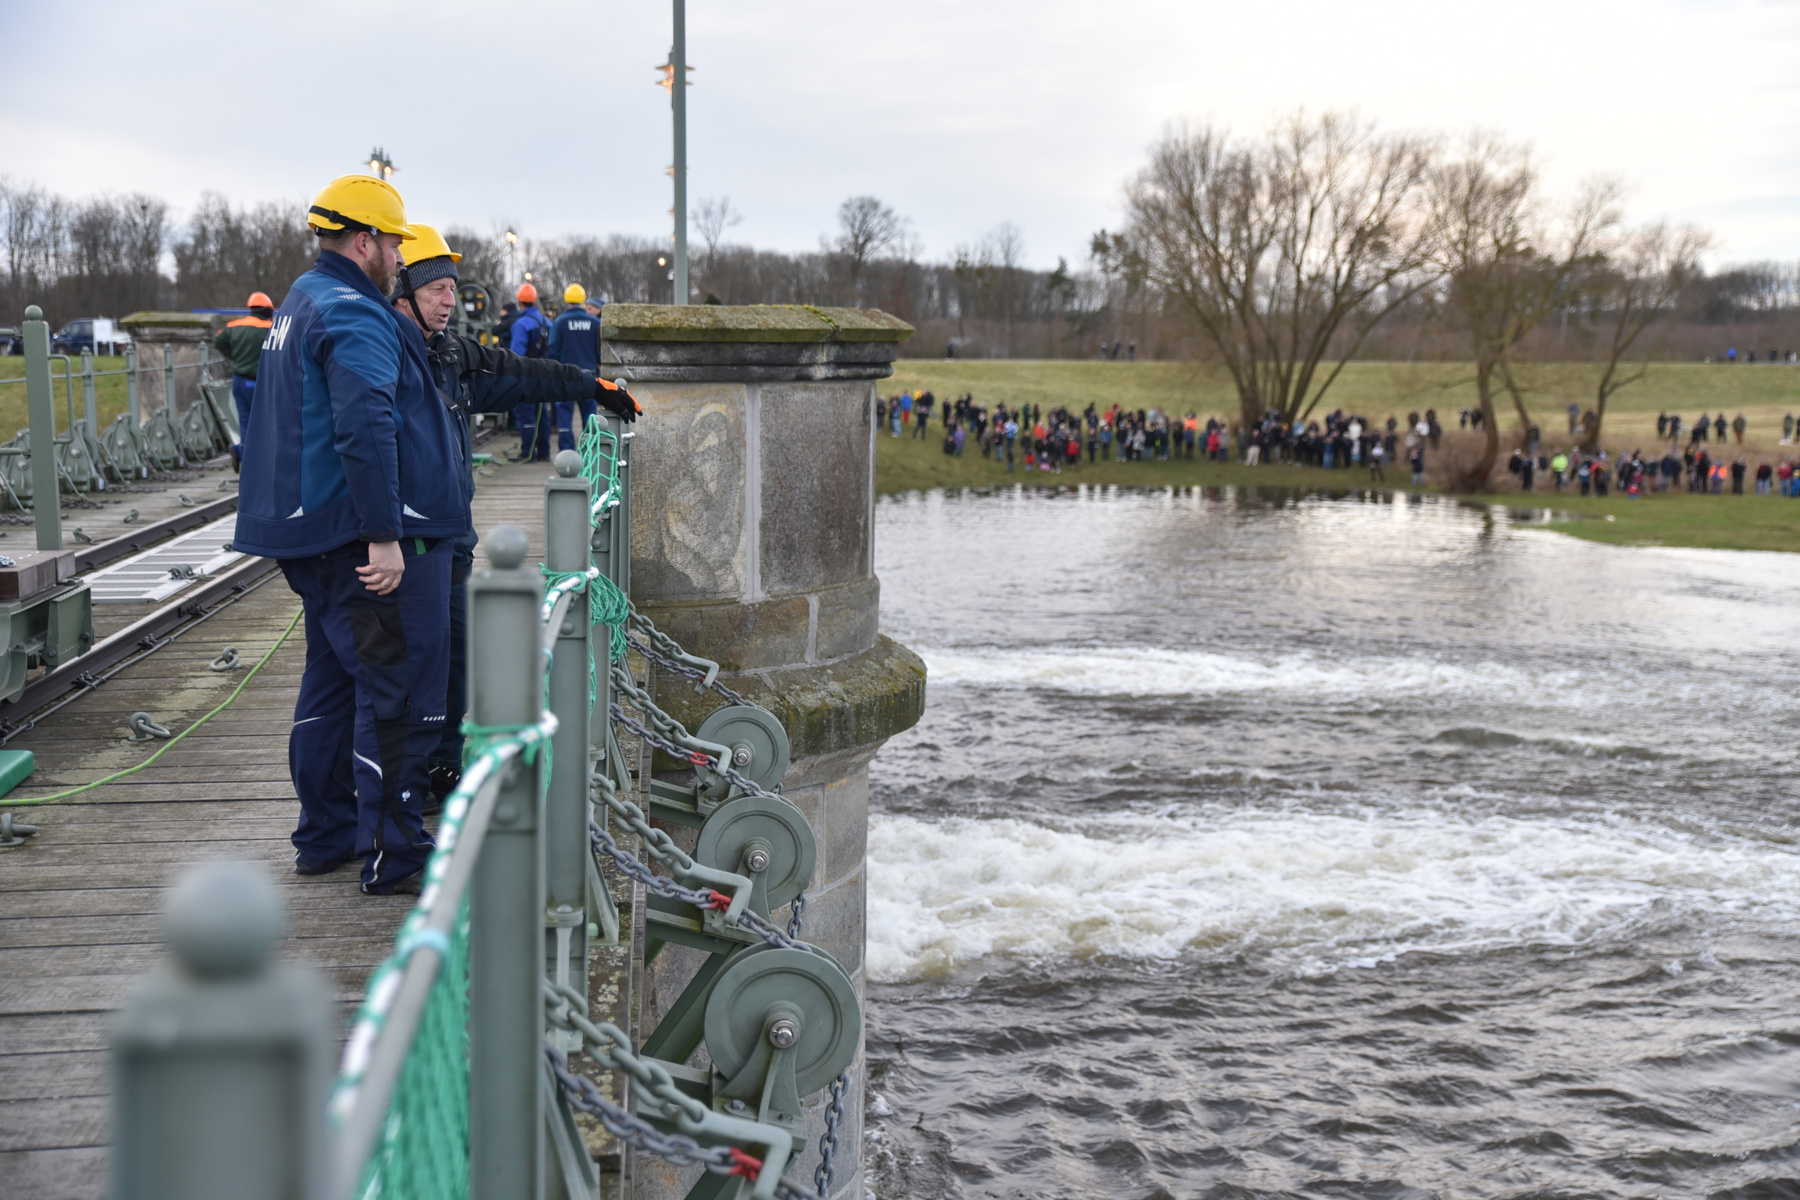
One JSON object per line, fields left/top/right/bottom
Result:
{"left": 671, "top": 0, "right": 689, "bottom": 305}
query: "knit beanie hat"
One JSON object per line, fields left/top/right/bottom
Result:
{"left": 400, "top": 254, "right": 458, "bottom": 295}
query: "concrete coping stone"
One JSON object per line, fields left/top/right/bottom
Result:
{"left": 600, "top": 303, "right": 913, "bottom": 346}
{"left": 119, "top": 312, "right": 214, "bottom": 339}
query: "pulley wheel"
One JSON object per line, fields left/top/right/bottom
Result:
{"left": 704, "top": 946, "right": 861, "bottom": 1096}
{"left": 695, "top": 704, "right": 790, "bottom": 791}
{"left": 695, "top": 793, "right": 816, "bottom": 912}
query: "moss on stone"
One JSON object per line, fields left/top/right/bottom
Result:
{"left": 601, "top": 304, "right": 913, "bottom": 346}
{"left": 651, "top": 635, "right": 926, "bottom": 764}
{"left": 119, "top": 311, "right": 211, "bottom": 330}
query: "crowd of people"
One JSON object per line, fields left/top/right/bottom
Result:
{"left": 882, "top": 388, "right": 1800, "bottom": 499}
{"left": 880, "top": 389, "right": 1438, "bottom": 484}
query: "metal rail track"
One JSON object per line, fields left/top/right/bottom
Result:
{"left": 71, "top": 492, "right": 239, "bottom": 572}
{"left": 0, "top": 552, "right": 278, "bottom": 738}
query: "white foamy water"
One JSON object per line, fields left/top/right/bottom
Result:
{"left": 866, "top": 808, "right": 1800, "bottom": 983}
{"left": 920, "top": 645, "right": 1586, "bottom": 704}
{"left": 916, "top": 643, "right": 1792, "bottom": 720}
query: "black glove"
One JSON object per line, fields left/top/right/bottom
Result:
{"left": 595, "top": 377, "right": 641, "bottom": 422}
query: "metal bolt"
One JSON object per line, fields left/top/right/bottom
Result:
{"left": 745, "top": 848, "right": 771, "bottom": 873}
{"left": 730, "top": 1099, "right": 746, "bottom": 1112}
{"left": 768, "top": 1019, "right": 798, "bottom": 1049}
{"left": 731, "top": 743, "right": 753, "bottom": 767}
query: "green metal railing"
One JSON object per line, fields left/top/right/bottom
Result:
{"left": 0, "top": 332, "right": 237, "bottom": 507}
{"left": 112, "top": 414, "right": 860, "bottom": 1200}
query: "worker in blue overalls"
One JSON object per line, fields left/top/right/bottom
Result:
{"left": 390, "top": 226, "right": 639, "bottom": 800}
{"left": 548, "top": 284, "right": 602, "bottom": 452}
{"left": 507, "top": 283, "right": 552, "bottom": 461}
{"left": 233, "top": 175, "right": 464, "bottom": 896}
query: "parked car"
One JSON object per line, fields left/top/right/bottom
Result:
{"left": 51, "top": 318, "right": 131, "bottom": 356}
{"left": 0, "top": 327, "right": 19, "bottom": 356}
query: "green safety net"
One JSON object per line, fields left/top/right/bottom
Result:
{"left": 577, "top": 416, "right": 631, "bottom": 662}
{"left": 353, "top": 903, "right": 470, "bottom": 1200}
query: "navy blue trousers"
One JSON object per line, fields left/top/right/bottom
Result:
{"left": 513, "top": 402, "right": 552, "bottom": 460}
{"left": 231, "top": 376, "right": 254, "bottom": 463}
{"left": 280, "top": 537, "right": 452, "bottom": 889}
{"left": 430, "top": 580, "right": 467, "bottom": 769}
{"left": 554, "top": 398, "right": 599, "bottom": 451}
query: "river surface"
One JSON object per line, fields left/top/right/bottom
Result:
{"left": 862, "top": 484, "right": 1800, "bottom": 1200}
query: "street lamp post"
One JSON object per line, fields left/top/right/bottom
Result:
{"left": 657, "top": 0, "right": 692, "bottom": 305}
{"left": 367, "top": 148, "right": 396, "bottom": 179}
{"left": 505, "top": 229, "right": 519, "bottom": 292}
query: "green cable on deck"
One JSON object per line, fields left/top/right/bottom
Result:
{"left": 0, "top": 605, "right": 306, "bottom": 807}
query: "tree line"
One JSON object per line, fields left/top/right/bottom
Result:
{"left": 5, "top": 121, "right": 1796, "bottom": 486}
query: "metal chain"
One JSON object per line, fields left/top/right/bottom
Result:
{"left": 625, "top": 629, "right": 746, "bottom": 706}
{"left": 588, "top": 818, "right": 805, "bottom": 955}
{"left": 610, "top": 700, "right": 715, "bottom": 769}
{"left": 544, "top": 982, "right": 824, "bottom": 1200}
{"left": 813, "top": 1071, "right": 850, "bottom": 1196}
{"left": 734, "top": 907, "right": 807, "bottom": 951}
{"left": 590, "top": 769, "right": 699, "bottom": 873}
{"left": 786, "top": 892, "right": 806, "bottom": 941}
{"left": 589, "top": 821, "right": 720, "bottom": 909}
{"left": 546, "top": 1046, "right": 744, "bottom": 1174}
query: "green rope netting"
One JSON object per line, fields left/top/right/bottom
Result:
{"left": 577, "top": 415, "right": 630, "bottom": 663}
{"left": 354, "top": 903, "right": 470, "bottom": 1200}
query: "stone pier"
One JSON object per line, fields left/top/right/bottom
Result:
{"left": 604, "top": 304, "right": 924, "bottom": 1200}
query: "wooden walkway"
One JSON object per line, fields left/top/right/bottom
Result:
{"left": 0, "top": 445, "right": 555, "bottom": 1198}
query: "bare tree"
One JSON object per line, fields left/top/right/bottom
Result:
{"left": 1126, "top": 111, "right": 1438, "bottom": 427}
{"left": 989, "top": 222, "right": 1025, "bottom": 355}
{"left": 833, "top": 196, "right": 904, "bottom": 302}
{"left": 691, "top": 196, "right": 742, "bottom": 299}
{"left": 174, "top": 194, "right": 313, "bottom": 309}
{"left": 1580, "top": 222, "right": 1712, "bottom": 449}
{"left": 693, "top": 196, "right": 742, "bottom": 262}
{"left": 1427, "top": 137, "right": 1618, "bottom": 489}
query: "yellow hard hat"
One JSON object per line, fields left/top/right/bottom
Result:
{"left": 564, "top": 283, "right": 587, "bottom": 305}
{"left": 400, "top": 224, "right": 462, "bottom": 265}
{"left": 307, "top": 175, "right": 414, "bottom": 238}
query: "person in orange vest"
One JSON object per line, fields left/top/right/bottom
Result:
{"left": 212, "top": 291, "right": 275, "bottom": 468}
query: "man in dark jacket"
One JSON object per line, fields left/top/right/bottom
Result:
{"left": 548, "top": 283, "right": 601, "bottom": 452}
{"left": 508, "top": 283, "right": 553, "bottom": 461}
{"left": 235, "top": 175, "right": 465, "bottom": 895}
{"left": 212, "top": 290, "right": 274, "bottom": 465}
{"left": 394, "top": 226, "right": 639, "bottom": 793}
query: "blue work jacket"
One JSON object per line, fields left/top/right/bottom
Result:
{"left": 509, "top": 305, "right": 549, "bottom": 357}
{"left": 234, "top": 251, "right": 465, "bottom": 558}
{"left": 547, "top": 306, "right": 600, "bottom": 372}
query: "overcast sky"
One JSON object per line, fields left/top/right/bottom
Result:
{"left": 3, "top": 0, "right": 1795, "bottom": 270}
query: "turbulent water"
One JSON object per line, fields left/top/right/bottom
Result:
{"left": 863, "top": 485, "right": 1800, "bottom": 1200}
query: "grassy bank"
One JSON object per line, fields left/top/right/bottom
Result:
{"left": 877, "top": 361, "right": 1800, "bottom": 554}
{"left": 0, "top": 355, "right": 136, "bottom": 435}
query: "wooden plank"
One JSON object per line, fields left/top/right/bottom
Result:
{"left": 0, "top": 1051, "right": 108, "bottom": 1101}
{"left": 0, "top": 936, "right": 396, "bottom": 980}
{"left": 0, "top": 909, "right": 400, "bottom": 950}
{"left": 0, "top": 1146, "right": 108, "bottom": 1200}
{"left": 0, "top": 882, "right": 410, "bottom": 919}
{"left": 0, "top": 967, "right": 383, "bottom": 1016}
{"left": 0, "top": 1094, "right": 108, "bottom": 1153}
{"left": 0, "top": 1003, "right": 367, "bottom": 1056}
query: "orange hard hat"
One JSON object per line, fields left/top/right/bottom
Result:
{"left": 247, "top": 291, "right": 274, "bottom": 308}
{"left": 516, "top": 283, "right": 538, "bottom": 303}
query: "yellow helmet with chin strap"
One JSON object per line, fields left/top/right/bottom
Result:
{"left": 395, "top": 224, "right": 461, "bottom": 299}
{"left": 400, "top": 224, "right": 462, "bottom": 265}
{"left": 307, "top": 175, "right": 414, "bottom": 238}
{"left": 564, "top": 283, "right": 587, "bottom": 305}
